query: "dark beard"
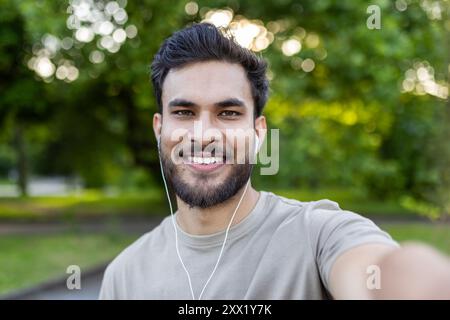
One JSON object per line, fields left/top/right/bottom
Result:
{"left": 160, "top": 150, "right": 253, "bottom": 209}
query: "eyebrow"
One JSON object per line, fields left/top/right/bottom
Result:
{"left": 168, "top": 98, "right": 246, "bottom": 108}
{"left": 214, "top": 98, "right": 245, "bottom": 108}
{"left": 168, "top": 99, "right": 197, "bottom": 108}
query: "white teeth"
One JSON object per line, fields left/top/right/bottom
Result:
{"left": 188, "top": 156, "right": 222, "bottom": 165}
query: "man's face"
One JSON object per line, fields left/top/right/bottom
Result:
{"left": 153, "top": 61, "right": 266, "bottom": 208}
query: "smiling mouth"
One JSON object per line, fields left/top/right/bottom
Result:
{"left": 187, "top": 156, "right": 223, "bottom": 165}
{"left": 183, "top": 155, "right": 226, "bottom": 172}
{"left": 178, "top": 147, "right": 228, "bottom": 163}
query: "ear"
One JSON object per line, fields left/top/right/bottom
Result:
{"left": 153, "top": 113, "right": 162, "bottom": 144}
{"left": 254, "top": 115, "right": 267, "bottom": 147}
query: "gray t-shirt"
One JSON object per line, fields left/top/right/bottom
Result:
{"left": 99, "top": 191, "right": 397, "bottom": 299}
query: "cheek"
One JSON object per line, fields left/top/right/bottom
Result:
{"left": 225, "top": 135, "right": 251, "bottom": 160}
{"left": 161, "top": 127, "right": 190, "bottom": 156}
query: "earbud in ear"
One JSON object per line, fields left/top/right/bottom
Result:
{"left": 254, "top": 134, "right": 260, "bottom": 156}
{"left": 157, "top": 136, "right": 161, "bottom": 152}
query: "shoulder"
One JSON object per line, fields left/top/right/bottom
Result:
{"left": 263, "top": 191, "right": 348, "bottom": 224}
{"left": 264, "top": 191, "right": 393, "bottom": 244}
{"left": 99, "top": 217, "right": 171, "bottom": 298}
{"left": 264, "top": 191, "right": 340, "bottom": 211}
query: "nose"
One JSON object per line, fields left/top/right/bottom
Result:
{"left": 190, "top": 110, "right": 222, "bottom": 153}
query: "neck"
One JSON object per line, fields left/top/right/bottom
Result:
{"left": 175, "top": 183, "right": 260, "bottom": 235}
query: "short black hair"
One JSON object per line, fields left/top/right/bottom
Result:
{"left": 150, "top": 23, "right": 269, "bottom": 117}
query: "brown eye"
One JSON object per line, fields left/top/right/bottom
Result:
{"left": 173, "top": 110, "right": 194, "bottom": 117}
{"left": 219, "top": 110, "right": 241, "bottom": 117}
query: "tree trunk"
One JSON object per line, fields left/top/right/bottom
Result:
{"left": 14, "top": 124, "right": 28, "bottom": 197}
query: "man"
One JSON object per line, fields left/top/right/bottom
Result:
{"left": 99, "top": 23, "right": 450, "bottom": 300}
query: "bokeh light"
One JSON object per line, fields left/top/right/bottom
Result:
{"left": 28, "top": 0, "right": 137, "bottom": 81}
{"left": 281, "top": 38, "right": 301, "bottom": 56}
{"left": 301, "top": 58, "right": 315, "bottom": 72}
{"left": 402, "top": 61, "right": 448, "bottom": 99}
{"left": 202, "top": 9, "right": 273, "bottom": 52}
{"left": 34, "top": 57, "right": 55, "bottom": 78}
{"left": 185, "top": 1, "right": 199, "bottom": 16}
{"left": 89, "top": 50, "right": 105, "bottom": 64}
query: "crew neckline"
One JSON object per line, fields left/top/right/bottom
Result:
{"left": 170, "top": 191, "right": 269, "bottom": 248}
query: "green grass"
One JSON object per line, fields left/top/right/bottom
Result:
{"left": 0, "top": 187, "right": 434, "bottom": 223}
{"left": 276, "top": 188, "right": 419, "bottom": 217}
{"left": 380, "top": 223, "right": 450, "bottom": 255}
{"left": 0, "top": 231, "right": 140, "bottom": 295}
{"left": 0, "top": 189, "right": 167, "bottom": 222}
{"left": 0, "top": 187, "right": 421, "bottom": 223}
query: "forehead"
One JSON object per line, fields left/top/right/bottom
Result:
{"left": 161, "top": 60, "right": 253, "bottom": 107}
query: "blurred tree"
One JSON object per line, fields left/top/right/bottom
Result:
{"left": 0, "top": 0, "right": 448, "bottom": 217}
{"left": 0, "top": 0, "right": 53, "bottom": 195}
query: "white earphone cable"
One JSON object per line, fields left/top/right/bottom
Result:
{"left": 158, "top": 146, "right": 250, "bottom": 300}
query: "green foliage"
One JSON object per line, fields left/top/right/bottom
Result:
{"left": 0, "top": 0, "right": 448, "bottom": 217}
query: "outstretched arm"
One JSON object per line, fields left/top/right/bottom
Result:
{"left": 329, "top": 243, "right": 450, "bottom": 299}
